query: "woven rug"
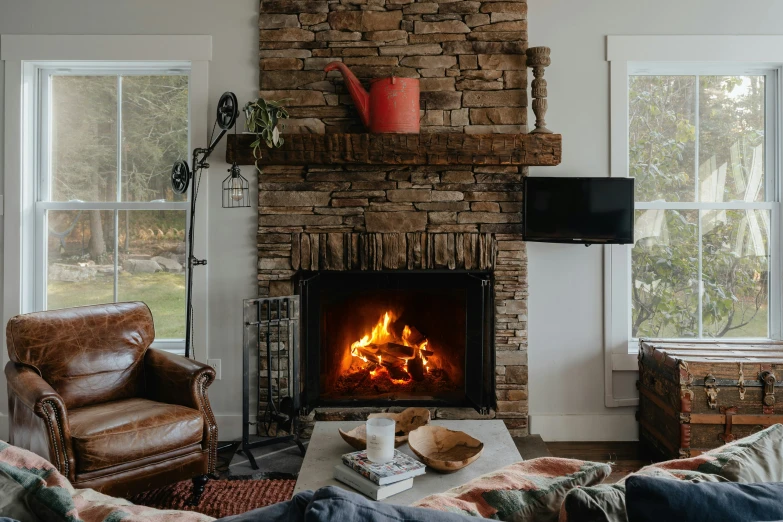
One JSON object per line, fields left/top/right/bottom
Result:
{"left": 130, "top": 477, "right": 296, "bottom": 519}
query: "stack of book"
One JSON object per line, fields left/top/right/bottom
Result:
{"left": 334, "top": 449, "right": 426, "bottom": 500}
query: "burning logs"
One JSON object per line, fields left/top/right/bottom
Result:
{"left": 347, "top": 311, "right": 436, "bottom": 385}
{"left": 407, "top": 355, "right": 426, "bottom": 382}
{"left": 355, "top": 346, "right": 379, "bottom": 360}
{"left": 402, "top": 325, "right": 426, "bottom": 347}
{"left": 375, "top": 342, "right": 414, "bottom": 359}
{"left": 386, "top": 364, "right": 410, "bottom": 381}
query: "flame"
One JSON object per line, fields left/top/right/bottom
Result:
{"left": 350, "top": 311, "right": 393, "bottom": 359}
{"left": 347, "top": 310, "right": 435, "bottom": 384}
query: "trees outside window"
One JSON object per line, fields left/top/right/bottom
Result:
{"left": 40, "top": 69, "right": 190, "bottom": 339}
{"left": 630, "top": 73, "right": 773, "bottom": 339}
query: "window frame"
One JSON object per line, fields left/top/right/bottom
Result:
{"left": 628, "top": 65, "right": 779, "bottom": 346}
{"left": 2, "top": 35, "right": 212, "bottom": 356}
{"left": 33, "top": 64, "right": 191, "bottom": 339}
{"left": 605, "top": 36, "right": 783, "bottom": 408}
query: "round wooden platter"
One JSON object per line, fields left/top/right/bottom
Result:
{"left": 407, "top": 425, "right": 484, "bottom": 473}
{"left": 338, "top": 407, "right": 431, "bottom": 450}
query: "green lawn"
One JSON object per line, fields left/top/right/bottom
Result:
{"left": 714, "top": 307, "right": 768, "bottom": 338}
{"left": 638, "top": 306, "right": 769, "bottom": 340}
{"left": 48, "top": 272, "right": 186, "bottom": 339}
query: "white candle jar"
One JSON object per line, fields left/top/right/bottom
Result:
{"left": 366, "top": 418, "right": 395, "bottom": 463}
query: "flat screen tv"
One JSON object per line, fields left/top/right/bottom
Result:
{"left": 523, "top": 177, "right": 634, "bottom": 245}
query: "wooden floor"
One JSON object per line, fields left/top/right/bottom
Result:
{"left": 546, "top": 441, "right": 651, "bottom": 483}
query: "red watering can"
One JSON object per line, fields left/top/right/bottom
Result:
{"left": 324, "top": 62, "right": 420, "bottom": 134}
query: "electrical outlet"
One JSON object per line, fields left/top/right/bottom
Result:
{"left": 207, "top": 359, "right": 221, "bottom": 380}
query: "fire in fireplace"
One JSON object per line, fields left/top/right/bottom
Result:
{"left": 329, "top": 301, "right": 464, "bottom": 401}
{"left": 300, "top": 271, "right": 494, "bottom": 412}
{"left": 349, "top": 311, "right": 437, "bottom": 384}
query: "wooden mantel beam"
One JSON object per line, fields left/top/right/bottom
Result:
{"left": 226, "top": 133, "right": 561, "bottom": 167}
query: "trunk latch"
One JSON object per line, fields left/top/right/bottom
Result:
{"left": 705, "top": 374, "right": 719, "bottom": 409}
{"left": 760, "top": 371, "right": 777, "bottom": 411}
{"left": 719, "top": 406, "right": 738, "bottom": 443}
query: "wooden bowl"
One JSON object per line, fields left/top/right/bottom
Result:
{"left": 338, "top": 407, "right": 431, "bottom": 450}
{"left": 407, "top": 425, "right": 484, "bottom": 473}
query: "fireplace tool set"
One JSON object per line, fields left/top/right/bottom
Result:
{"left": 242, "top": 296, "right": 306, "bottom": 469}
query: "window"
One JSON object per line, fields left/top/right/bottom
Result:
{"left": 630, "top": 69, "right": 777, "bottom": 340}
{"left": 35, "top": 65, "right": 191, "bottom": 339}
{"left": 604, "top": 36, "right": 783, "bottom": 408}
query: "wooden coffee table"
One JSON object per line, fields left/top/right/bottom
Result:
{"left": 293, "top": 419, "right": 521, "bottom": 505}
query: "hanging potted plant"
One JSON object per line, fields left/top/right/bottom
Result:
{"left": 243, "top": 98, "right": 289, "bottom": 171}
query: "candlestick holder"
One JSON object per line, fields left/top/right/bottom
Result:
{"left": 526, "top": 46, "right": 553, "bottom": 134}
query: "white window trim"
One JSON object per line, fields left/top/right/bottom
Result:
{"left": 2, "top": 35, "right": 212, "bottom": 357}
{"left": 605, "top": 35, "right": 783, "bottom": 407}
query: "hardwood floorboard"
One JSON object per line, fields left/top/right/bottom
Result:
{"left": 547, "top": 441, "right": 651, "bottom": 483}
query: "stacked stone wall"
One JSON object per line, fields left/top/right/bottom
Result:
{"left": 257, "top": 0, "right": 529, "bottom": 436}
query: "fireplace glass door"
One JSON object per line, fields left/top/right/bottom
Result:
{"left": 300, "top": 271, "right": 493, "bottom": 411}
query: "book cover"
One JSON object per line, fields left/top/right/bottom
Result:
{"left": 341, "top": 449, "right": 426, "bottom": 485}
{"left": 333, "top": 465, "right": 413, "bottom": 501}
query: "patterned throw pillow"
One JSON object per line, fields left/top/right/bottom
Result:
{"left": 413, "top": 457, "right": 611, "bottom": 522}
{"left": 0, "top": 440, "right": 214, "bottom": 522}
{"left": 637, "top": 423, "right": 783, "bottom": 483}
{"left": 559, "top": 425, "right": 783, "bottom": 522}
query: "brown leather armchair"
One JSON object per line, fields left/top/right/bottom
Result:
{"left": 5, "top": 302, "right": 218, "bottom": 500}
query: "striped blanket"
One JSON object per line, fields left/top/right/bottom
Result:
{"left": 0, "top": 440, "right": 213, "bottom": 522}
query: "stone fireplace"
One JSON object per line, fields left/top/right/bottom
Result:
{"left": 226, "top": 0, "right": 562, "bottom": 438}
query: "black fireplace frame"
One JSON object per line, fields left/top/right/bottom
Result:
{"left": 298, "top": 270, "right": 495, "bottom": 413}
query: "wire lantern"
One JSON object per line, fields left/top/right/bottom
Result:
{"left": 222, "top": 163, "right": 250, "bottom": 208}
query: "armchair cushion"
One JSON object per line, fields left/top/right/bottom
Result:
{"left": 69, "top": 398, "right": 203, "bottom": 473}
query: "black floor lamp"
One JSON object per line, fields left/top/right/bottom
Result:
{"left": 170, "top": 92, "right": 249, "bottom": 359}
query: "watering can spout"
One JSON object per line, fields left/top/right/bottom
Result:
{"left": 324, "top": 62, "right": 371, "bottom": 128}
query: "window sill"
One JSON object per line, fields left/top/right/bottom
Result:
{"left": 612, "top": 353, "right": 639, "bottom": 371}
{"left": 151, "top": 340, "right": 185, "bottom": 356}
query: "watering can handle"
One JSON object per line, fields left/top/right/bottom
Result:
{"left": 323, "top": 61, "right": 371, "bottom": 129}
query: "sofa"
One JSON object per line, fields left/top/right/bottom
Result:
{"left": 3, "top": 424, "right": 783, "bottom": 522}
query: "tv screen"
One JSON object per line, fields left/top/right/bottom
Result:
{"left": 524, "top": 177, "right": 634, "bottom": 244}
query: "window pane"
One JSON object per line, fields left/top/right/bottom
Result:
{"left": 51, "top": 77, "right": 118, "bottom": 202}
{"left": 630, "top": 76, "right": 696, "bottom": 202}
{"left": 121, "top": 76, "right": 189, "bottom": 202}
{"left": 632, "top": 209, "right": 699, "bottom": 338}
{"left": 47, "top": 210, "right": 116, "bottom": 309}
{"left": 702, "top": 209, "right": 770, "bottom": 338}
{"left": 699, "top": 76, "right": 765, "bottom": 203}
{"left": 118, "top": 210, "right": 186, "bottom": 339}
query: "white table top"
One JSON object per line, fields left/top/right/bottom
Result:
{"left": 293, "top": 419, "right": 522, "bottom": 505}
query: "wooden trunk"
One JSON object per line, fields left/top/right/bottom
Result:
{"left": 638, "top": 340, "right": 783, "bottom": 460}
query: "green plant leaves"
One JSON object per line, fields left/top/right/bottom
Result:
{"left": 242, "top": 98, "right": 290, "bottom": 172}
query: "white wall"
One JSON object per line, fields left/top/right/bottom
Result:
{"left": 0, "top": 0, "right": 261, "bottom": 439}
{"left": 2, "top": 0, "right": 783, "bottom": 441}
{"left": 527, "top": 0, "right": 783, "bottom": 441}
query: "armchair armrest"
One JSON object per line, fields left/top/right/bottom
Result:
{"left": 5, "top": 362, "right": 74, "bottom": 481}
{"left": 144, "top": 349, "right": 216, "bottom": 409}
{"left": 144, "top": 349, "right": 218, "bottom": 472}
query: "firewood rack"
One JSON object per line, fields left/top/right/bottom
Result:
{"left": 242, "top": 296, "right": 306, "bottom": 469}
